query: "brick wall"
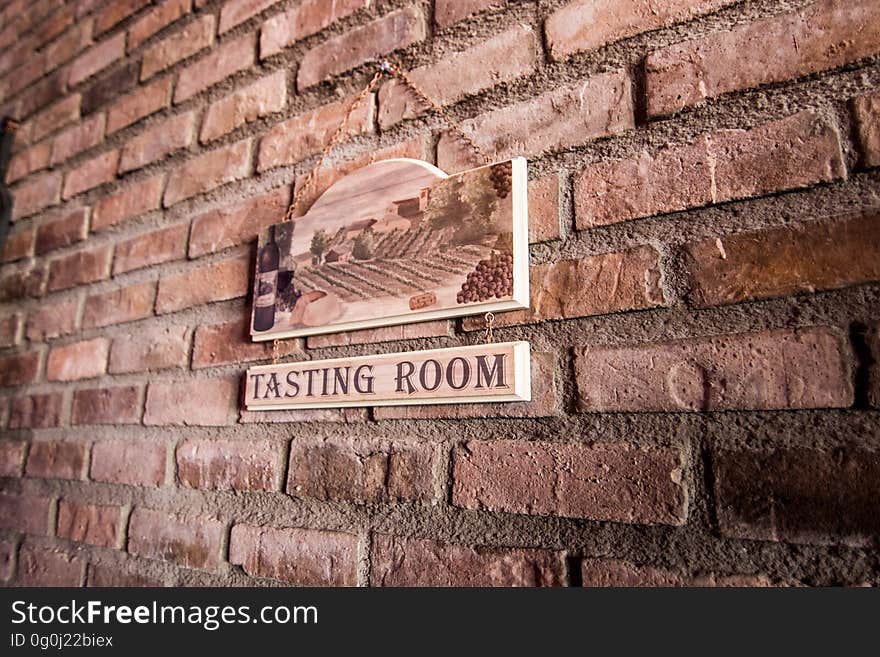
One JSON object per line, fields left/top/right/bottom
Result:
{"left": 0, "top": 0, "right": 878, "bottom": 587}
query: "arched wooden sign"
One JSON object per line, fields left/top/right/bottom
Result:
{"left": 249, "top": 157, "right": 529, "bottom": 340}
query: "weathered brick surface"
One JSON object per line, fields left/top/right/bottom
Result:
{"left": 62, "top": 149, "right": 119, "bottom": 199}
{"left": 575, "top": 328, "right": 853, "bottom": 412}
{"left": 94, "top": 0, "right": 152, "bottom": 35}
{"left": 177, "top": 439, "right": 282, "bottom": 491}
{"left": 82, "top": 282, "right": 155, "bottom": 329}
{"left": 258, "top": 94, "right": 374, "bottom": 171}
{"left": 546, "top": 0, "right": 735, "bottom": 60}
{"left": 575, "top": 112, "right": 844, "bottom": 227}
{"left": 260, "top": 0, "right": 369, "bottom": 59}
{"left": 156, "top": 255, "right": 250, "bottom": 313}
{"left": 0, "top": 265, "right": 47, "bottom": 302}
{"left": 163, "top": 138, "right": 252, "bottom": 205}
{"left": 11, "top": 171, "right": 61, "bottom": 220}
{"left": 221, "top": 0, "right": 281, "bottom": 35}
{"left": 109, "top": 325, "right": 191, "bottom": 374}
{"left": 34, "top": 207, "right": 89, "bottom": 255}
{"left": 9, "top": 393, "right": 63, "bottom": 429}
{"left": 80, "top": 61, "right": 140, "bottom": 116}
{"left": 72, "top": 386, "right": 141, "bottom": 425}
{"left": 0, "top": 540, "right": 13, "bottom": 581}
{"left": 646, "top": 0, "right": 880, "bottom": 116}
{"left": 48, "top": 244, "right": 112, "bottom": 291}
{"left": 17, "top": 545, "right": 85, "bottom": 586}
{"left": 853, "top": 91, "right": 880, "bottom": 168}
{"left": 0, "top": 313, "right": 21, "bottom": 347}
{"left": 144, "top": 378, "right": 237, "bottom": 426}
{"left": 128, "top": 0, "right": 192, "bottom": 51}
{"left": 141, "top": 14, "right": 215, "bottom": 80}
{"left": 7, "top": 141, "right": 50, "bottom": 182}
{"left": 0, "top": 351, "right": 41, "bottom": 387}
{"left": 91, "top": 174, "right": 165, "bottom": 230}
{"left": 229, "top": 523, "right": 358, "bottom": 585}
{"left": 437, "top": 71, "right": 633, "bottom": 165}
{"left": 297, "top": 7, "right": 426, "bottom": 89}
{"left": 118, "top": 111, "right": 196, "bottom": 173}
{"left": 452, "top": 440, "right": 686, "bottom": 525}
{"left": 685, "top": 212, "right": 880, "bottom": 307}
{"left": 435, "top": 0, "right": 502, "bottom": 28}
{"left": 128, "top": 508, "right": 225, "bottom": 570}
{"left": 580, "top": 559, "right": 773, "bottom": 587}
{"left": 188, "top": 186, "right": 289, "bottom": 257}
{"left": 370, "top": 534, "right": 564, "bottom": 586}
{"left": 528, "top": 174, "right": 561, "bottom": 243}
{"left": 0, "top": 494, "right": 52, "bottom": 534}
{"left": 87, "top": 564, "right": 164, "bottom": 587}
{"left": 46, "top": 337, "right": 110, "bottom": 381}
{"left": 26, "top": 440, "right": 88, "bottom": 481}
{"left": 174, "top": 32, "right": 256, "bottom": 103}
{"left": 69, "top": 32, "right": 125, "bottom": 86}
{"left": 113, "top": 224, "right": 187, "bottom": 275}
{"left": 50, "top": 113, "right": 105, "bottom": 165}
{"left": 200, "top": 70, "right": 286, "bottom": 143}
{"left": 26, "top": 299, "right": 79, "bottom": 341}
{"left": 90, "top": 439, "right": 166, "bottom": 487}
{"left": 0, "top": 441, "right": 27, "bottom": 477}
{"left": 192, "top": 318, "right": 299, "bottom": 368}
{"left": 2, "top": 227, "right": 35, "bottom": 261}
{"left": 713, "top": 447, "right": 880, "bottom": 547}
{"left": 378, "top": 26, "right": 537, "bottom": 128}
{"left": 287, "top": 438, "right": 437, "bottom": 503}
{"left": 56, "top": 500, "right": 122, "bottom": 548}
{"left": 107, "top": 77, "right": 173, "bottom": 133}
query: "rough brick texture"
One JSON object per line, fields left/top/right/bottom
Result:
{"left": 176, "top": 439, "right": 282, "bottom": 491}
{"left": 128, "top": 508, "right": 225, "bottom": 570}
{"left": 26, "top": 440, "right": 88, "bottom": 480}
{"left": 90, "top": 439, "right": 166, "bottom": 487}
{"left": 56, "top": 500, "right": 122, "bottom": 548}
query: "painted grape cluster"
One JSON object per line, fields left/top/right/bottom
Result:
{"left": 456, "top": 251, "right": 514, "bottom": 304}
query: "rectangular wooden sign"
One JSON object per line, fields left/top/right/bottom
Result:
{"left": 244, "top": 341, "right": 531, "bottom": 410}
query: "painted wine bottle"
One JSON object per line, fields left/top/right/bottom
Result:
{"left": 253, "top": 224, "right": 279, "bottom": 331}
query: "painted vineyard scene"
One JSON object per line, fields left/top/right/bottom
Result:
{"left": 250, "top": 157, "right": 529, "bottom": 340}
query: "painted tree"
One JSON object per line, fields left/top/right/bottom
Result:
{"left": 352, "top": 227, "right": 375, "bottom": 260}
{"left": 310, "top": 229, "right": 328, "bottom": 265}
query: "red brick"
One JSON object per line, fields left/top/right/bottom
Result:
{"left": 576, "top": 327, "right": 853, "bottom": 412}
{"left": 229, "top": 523, "right": 357, "bottom": 585}
{"left": 141, "top": 14, "right": 215, "bottom": 80}
{"left": 33, "top": 5, "right": 77, "bottom": 49}
{"left": 546, "top": 0, "right": 734, "bottom": 60}
{"left": 91, "top": 174, "right": 165, "bottom": 230}
{"left": 453, "top": 440, "right": 686, "bottom": 525}
{"left": 371, "top": 534, "right": 564, "bottom": 586}
{"left": 82, "top": 282, "right": 154, "bottom": 329}
{"left": 0, "top": 313, "right": 21, "bottom": 347}
{"left": 374, "top": 351, "right": 558, "bottom": 420}
{"left": 62, "top": 149, "right": 120, "bottom": 198}
{"left": 128, "top": 508, "right": 225, "bottom": 570}
{"left": 48, "top": 244, "right": 113, "bottom": 291}
{"left": 646, "top": 0, "right": 880, "bottom": 116}
{"left": 118, "top": 111, "right": 196, "bottom": 173}
{"left": 43, "top": 20, "right": 93, "bottom": 73}
{"left": 0, "top": 265, "right": 47, "bottom": 302}
{"left": 72, "top": 385, "right": 141, "bottom": 425}
{"left": 0, "top": 441, "right": 27, "bottom": 477}
{"left": 853, "top": 91, "right": 880, "bottom": 169}
{"left": 176, "top": 439, "right": 283, "bottom": 491}
{"left": 81, "top": 60, "right": 140, "bottom": 115}
{"left": 114, "top": 224, "right": 188, "bottom": 274}
{"left": 17, "top": 69, "right": 68, "bottom": 119}
{"left": 11, "top": 171, "right": 61, "bottom": 219}
{"left": 2, "top": 226, "right": 35, "bottom": 261}
{"left": 6, "top": 52, "right": 48, "bottom": 98}
{"left": 17, "top": 545, "right": 85, "bottom": 586}
{"left": 26, "top": 440, "right": 88, "bottom": 480}
{"left": 221, "top": 0, "right": 280, "bottom": 34}
{"left": 35, "top": 207, "right": 90, "bottom": 255}
{"left": 7, "top": 141, "right": 51, "bottom": 182}
{"left": 156, "top": 255, "right": 250, "bottom": 313}
{"left": 144, "top": 378, "right": 237, "bottom": 426}
{"left": 188, "top": 186, "right": 289, "bottom": 257}
{"left": 26, "top": 298, "right": 79, "bottom": 341}
{"left": 260, "top": 0, "right": 368, "bottom": 58}
{"left": 240, "top": 407, "right": 367, "bottom": 424}
{"left": 109, "top": 324, "right": 190, "bottom": 374}
{"left": 686, "top": 212, "right": 880, "bottom": 308}
{"left": 871, "top": 323, "right": 880, "bottom": 409}
{"left": 56, "top": 500, "right": 122, "bottom": 547}
{"left": 129, "top": 0, "right": 193, "bottom": 51}
{"left": 0, "top": 351, "right": 40, "bottom": 387}
{"left": 378, "top": 26, "right": 537, "bottom": 128}
{"left": 528, "top": 174, "right": 561, "bottom": 243}
{"left": 90, "top": 439, "right": 166, "bottom": 487}
{"left": 200, "top": 70, "right": 287, "bottom": 143}
{"left": 306, "top": 319, "right": 450, "bottom": 349}
{"left": 258, "top": 94, "right": 374, "bottom": 171}
{"left": 46, "top": 337, "right": 109, "bottom": 381}
{"left": 95, "top": 0, "right": 151, "bottom": 35}
{"left": 714, "top": 447, "right": 880, "bottom": 547}
{"left": 69, "top": 32, "right": 126, "bottom": 86}
{"left": 174, "top": 32, "right": 256, "bottom": 103}
{"left": 437, "top": 71, "right": 633, "bottom": 165}
{"left": 464, "top": 246, "right": 664, "bottom": 331}
{"left": 297, "top": 7, "right": 426, "bottom": 89}
{"left": 163, "top": 138, "right": 252, "bottom": 205}
{"left": 287, "top": 438, "right": 437, "bottom": 503}
{"left": 87, "top": 564, "right": 164, "bottom": 587}
{"left": 580, "top": 559, "right": 774, "bottom": 587}
{"left": 9, "top": 393, "right": 64, "bottom": 429}
{"left": 30, "top": 94, "right": 82, "bottom": 141}
{"left": 192, "top": 318, "right": 300, "bottom": 368}
{"left": 50, "top": 113, "right": 106, "bottom": 165}
{"left": 107, "top": 77, "right": 173, "bottom": 133}
{"left": 0, "top": 495, "right": 52, "bottom": 534}
{"left": 0, "top": 540, "right": 12, "bottom": 580}
{"left": 435, "top": 0, "right": 502, "bottom": 28}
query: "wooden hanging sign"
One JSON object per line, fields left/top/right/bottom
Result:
{"left": 249, "top": 157, "right": 529, "bottom": 340}
{"left": 244, "top": 341, "right": 531, "bottom": 410}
